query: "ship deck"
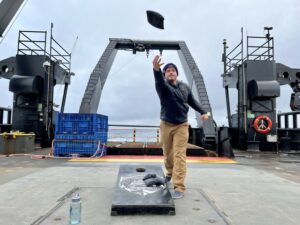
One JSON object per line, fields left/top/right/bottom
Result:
{"left": 0, "top": 148, "right": 299, "bottom": 225}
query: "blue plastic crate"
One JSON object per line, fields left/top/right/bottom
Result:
{"left": 55, "top": 113, "right": 108, "bottom": 134}
{"left": 55, "top": 132, "right": 107, "bottom": 141}
{"left": 54, "top": 139, "right": 107, "bottom": 157}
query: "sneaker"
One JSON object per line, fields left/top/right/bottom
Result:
{"left": 172, "top": 191, "right": 184, "bottom": 199}
{"left": 165, "top": 175, "right": 171, "bottom": 183}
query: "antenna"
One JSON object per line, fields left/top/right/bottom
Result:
{"left": 264, "top": 26, "right": 273, "bottom": 59}
{"left": 264, "top": 26, "right": 273, "bottom": 39}
{"left": 71, "top": 36, "right": 78, "bottom": 55}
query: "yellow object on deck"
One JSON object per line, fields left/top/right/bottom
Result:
{"left": 0, "top": 132, "right": 35, "bottom": 154}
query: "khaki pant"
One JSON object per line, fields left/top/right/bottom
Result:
{"left": 160, "top": 120, "right": 189, "bottom": 192}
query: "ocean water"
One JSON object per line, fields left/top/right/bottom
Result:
{"left": 108, "top": 128, "right": 159, "bottom": 142}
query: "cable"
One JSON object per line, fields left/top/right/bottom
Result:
{"left": 53, "top": 83, "right": 64, "bottom": 109}
{"left": 91, "top": 141, "right": 106, "bottom": 158}
{"left": 109, "top": 54, "right": 137, "bottom": 78}
{"left": 70, "top": 36, "right": 78, "bottom": 56}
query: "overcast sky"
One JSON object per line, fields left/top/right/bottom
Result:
{"left": 0, "top": 0, "right": 299, "bottom": 127}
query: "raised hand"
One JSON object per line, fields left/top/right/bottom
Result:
{"left": 152, "top": 55, "right": 164, "bottom": 71}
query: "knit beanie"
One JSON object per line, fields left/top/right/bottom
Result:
{"left": 162, "top": 63, "right": 178, "bottom": 76}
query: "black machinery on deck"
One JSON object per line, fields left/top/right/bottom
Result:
{"left": 0, "top": 26, "right": 74, "bottom": 146}
{"left": 222, "top": 27, "right": 300, "bottom": 151}
{"left": 0, "top": 1, "right": 74, "bottom": 147}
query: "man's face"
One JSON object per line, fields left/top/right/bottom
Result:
{"left": 164, "top": 66, "right": 178, "bottom": 82}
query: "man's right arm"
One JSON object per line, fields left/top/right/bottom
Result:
{"left": 153, "top": 69, "right": 166, "bottom": 97}
{"left": 152, "top": 55, "right": 165, "bottom": 97}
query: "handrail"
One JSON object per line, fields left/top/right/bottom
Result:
{"left": 17, "top": 31, "right": 47, "bottom": 55}
{"left": 109, "top": 124, "right": 159, "bottom": 128}
{"left": 17, "top": 29, "right": 71, "bottom": 72}
{"left": 223, "top": 29, "right": 274, "bottom": 74}
{"left": 278, "top": 111, "right": 300, "bottom": 129}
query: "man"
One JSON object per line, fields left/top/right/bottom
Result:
{"left": 152, "top": 55, "right": 209, "bottom": 199}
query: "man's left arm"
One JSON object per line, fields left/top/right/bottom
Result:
{"left": 187, "top": 89, "right": 209, "bottom": 121}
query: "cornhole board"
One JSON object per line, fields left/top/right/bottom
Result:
{"left": 111, "top": 165, "right": 175, "bottom": 216}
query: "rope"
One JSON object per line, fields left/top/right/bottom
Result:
{"left": 109, "top": 54, "right": 137, "bottom": 78}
